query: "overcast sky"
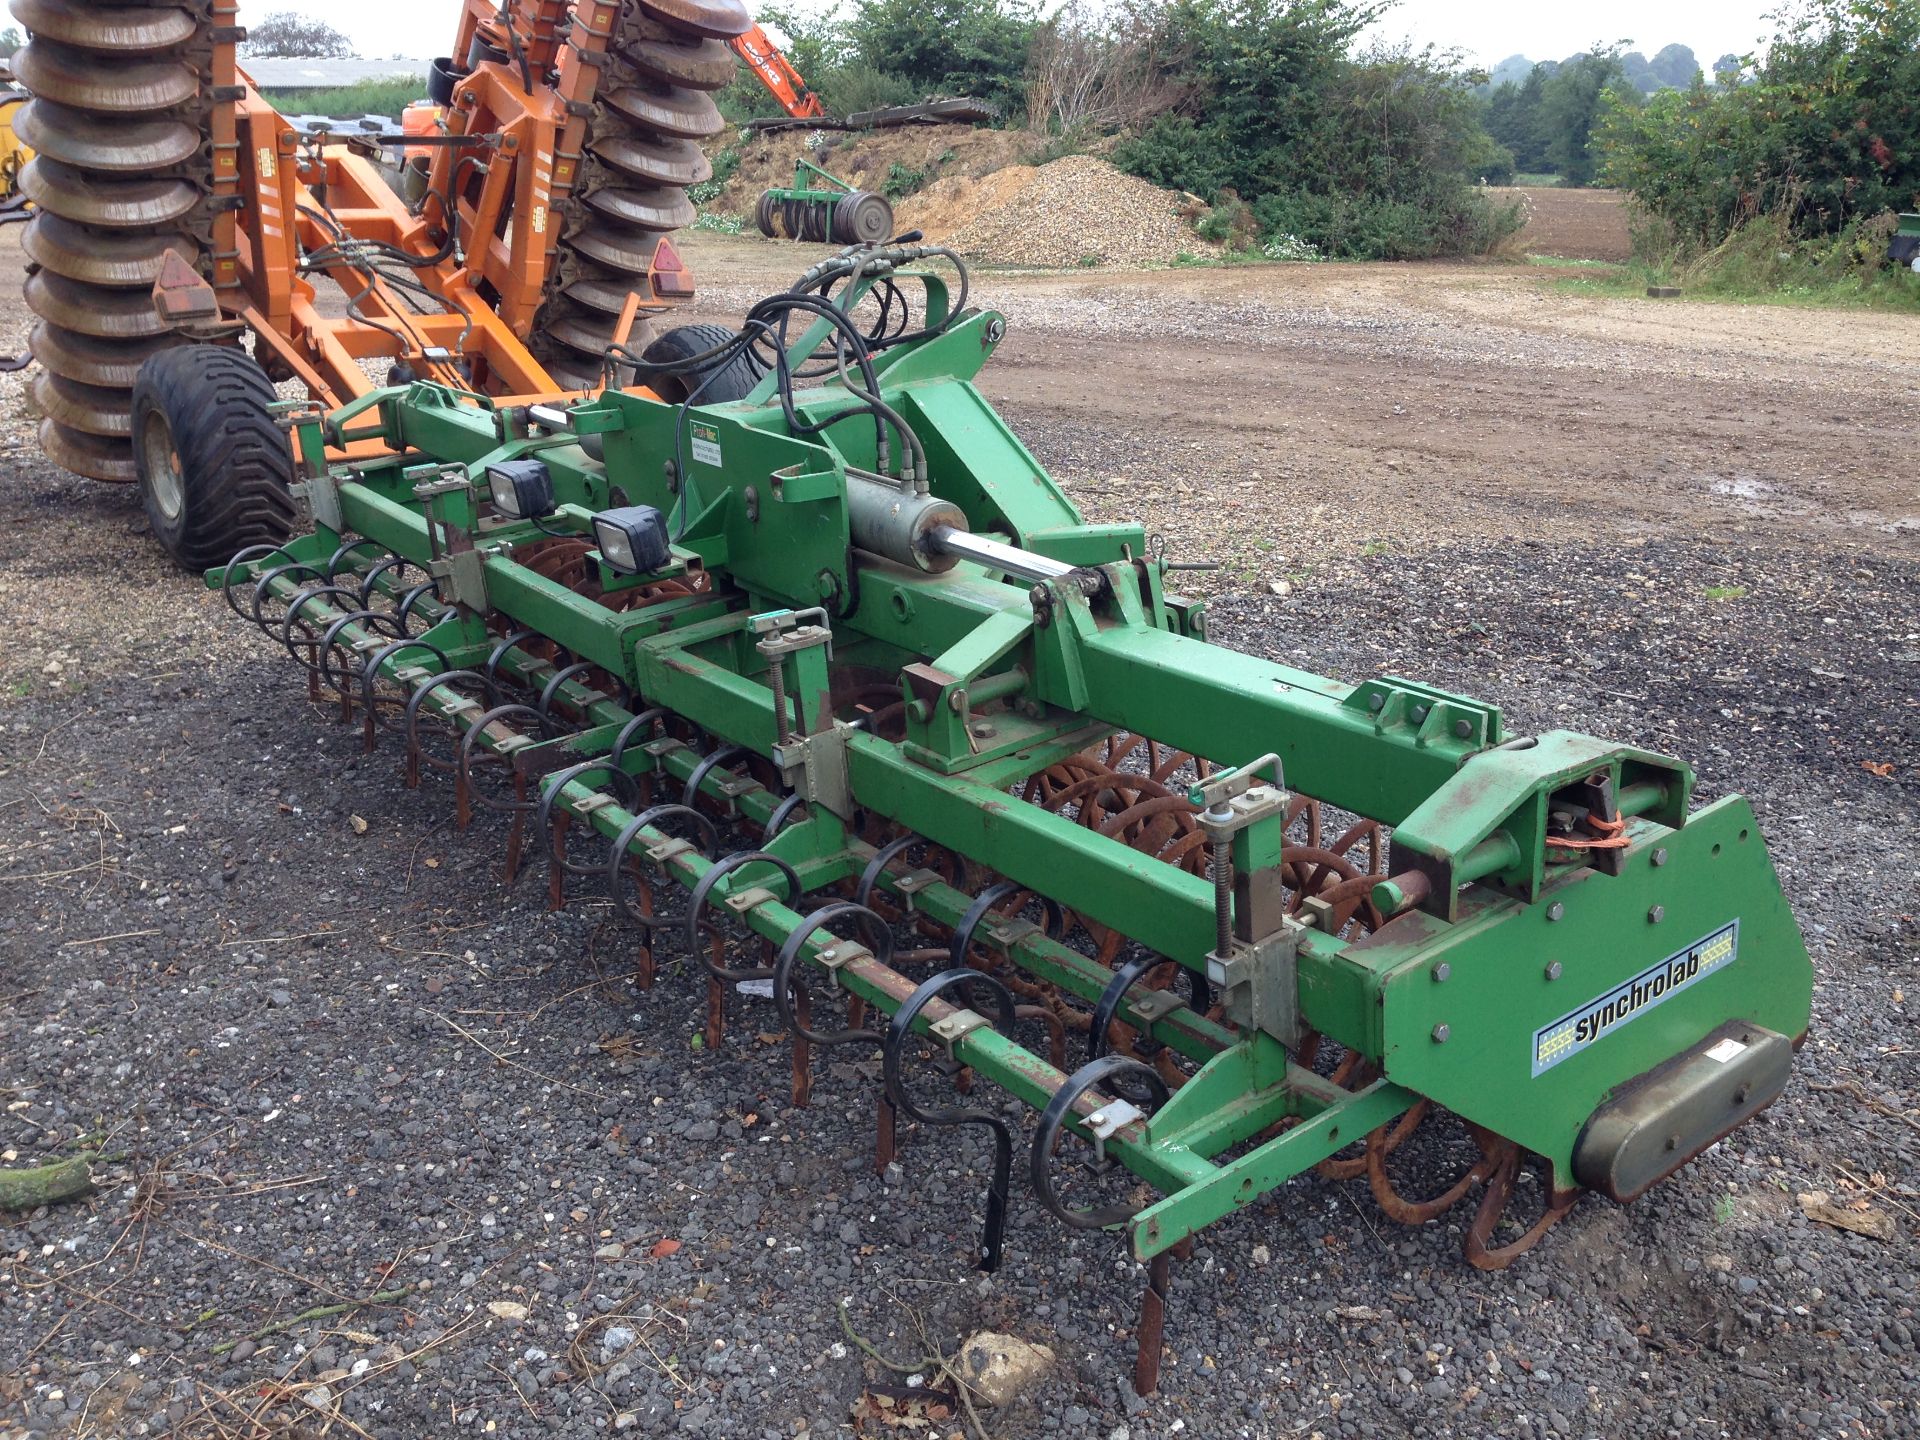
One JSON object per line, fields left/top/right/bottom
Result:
{"left": 316, "top": 0, "right": 1779, "bottom": 69}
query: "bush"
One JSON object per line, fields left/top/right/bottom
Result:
{"left": 1109, "top": 2, "right": 1522, "bottom": 259}
{"left": 1601, "top": 0, "right": 1920, "bottom": 248}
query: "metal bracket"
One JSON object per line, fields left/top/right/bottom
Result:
{"left": 890, "top": 868, "right": 944, "bottom": 911}
{"left": 981, "top": 914, "right": 1039, "bottom": 952}
{"left": 772, "top": 722, "right": 854, "bottom": 819}
{"left": 723, "top": 885, "right": 780, "bottom": 917}
{"left": 814, "top": 940, "right": 873, "bottom": 990}
{"left": 1127, "top": 989, "right": 1188, "bottom": 1027}
{"left": 929, "top": 1008, "right": 990, "bottom": 1059}
{"left": 299, "top": 471, "right": 345, "bottom": 534}
{"left": 1085, "top": 1098, "right": 1146, "bottom": 1166}
{"left": 643, "top": 836, "right": 695, "bottom": 866}
{"left": 1204, "top": 921, "right": 1306, "bottom": 1050}
{"left": 429, "top": 548, "right": 490, "bottom": 611}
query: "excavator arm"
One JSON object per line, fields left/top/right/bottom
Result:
{"left": 728, "top": 24, "right": 827, "bottom": 120}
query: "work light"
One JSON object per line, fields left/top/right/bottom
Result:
{"left": 487, "top": 458, "right": 555, "bottom": 520}
{"left": 592, "top": 504, "right": 671, "bottom": 576}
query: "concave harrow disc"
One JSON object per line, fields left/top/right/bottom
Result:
{"left": 12, "top": 0, "right": 221, "bottom": 483}
{"left": 530, "top": 0, "right": 750, "bottom": 382}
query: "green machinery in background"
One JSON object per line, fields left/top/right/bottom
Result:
{"left": 1891, "top": 212, "right": 1920, "bottom": 270}
{"left": 206, "top": 245, "right": 1812, "bottom": 1393}
{"left": 755, "top": 155, "right": 895, "bottom": 245}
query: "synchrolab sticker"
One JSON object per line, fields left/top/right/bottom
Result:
{"left": 1532, "top": 920, "right": 1740, "bottom": 1077}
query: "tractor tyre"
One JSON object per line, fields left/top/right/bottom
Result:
{"left": 131, "top": 347, "right": 296, "bottom": 573}
{"left": 640, "top": 323, "right": 766, "bottom": 404}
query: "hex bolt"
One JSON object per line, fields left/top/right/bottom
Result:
{"left": 1431, "top": 962, "right": 1451, "bottom": 983}
{"left": 1648, "top": 905, "right": 1666, "bottom": 924}
{"left": 1652, "top": 847, "right": 1670, "bottom": 867}
{"left": 1412, "top": 704, "right": 1430, "bottom": 723}
{"left": 1546, "top": 901, "right": 1566, "bottom": 922}
{"left": 1368, "top": 692, "right": 1385, "bottom": 712}
{"left": 1431, "top": 1023, "right": 1450, "bottom": 1044}
{"left": 1454, "top": 719, "right": 1472, "bottom": 738}
{"left": 1545, "top": 961, "right": 1563, "bottom": 981}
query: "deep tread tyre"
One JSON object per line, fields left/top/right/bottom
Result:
{"left": 640, "top": 323, "right": 765, "bottom": 404}
{"left": 131, "top": 346, "right": 296, "bottom": 572}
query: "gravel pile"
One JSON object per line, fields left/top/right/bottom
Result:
{"left": 897, "top": 154, "right": 1215, "bottom": 268}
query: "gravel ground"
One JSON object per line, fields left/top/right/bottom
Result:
{"left": 2, "top": 240, "right": 1918, "bottom": 1440}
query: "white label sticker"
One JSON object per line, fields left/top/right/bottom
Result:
{"left": 690, "top": 422, "right": 723, "bottom": 468}
{"left": 735, "top": 979, "right": 773, "bottom": 998}
{"left": 1704, "top": 1037, "right": 1748, "bottom": 1064}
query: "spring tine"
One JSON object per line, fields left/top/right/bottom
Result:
{"left": 1030, "top": 1055, "right": 1171, "bottom": 1231}
{"left": 1133, "top": 1251, "right": 1172, "bottom": 1397}
{"left": 221, "top": 544, "right": 296, "bottom": 621}
{"left": 1015, "top": 1004, "right": 1068, "bottom": 1071}
{"left": 883, "top": 967, "right": 1020, "bottom": 1272}
{"left": 706, "top": 936, "right": 727, "bottom": 1051}
{"left": 874, "top": 1094, "right": 897, "bottom": 1175}
{"left": 547, "top": 813, "right": 569, "bottom": 911}
{"left": 784, "top": 986, "right": 812, "bottom": 1107}
{"left": 502, "top": 772, "right": 528, "bottom": 885}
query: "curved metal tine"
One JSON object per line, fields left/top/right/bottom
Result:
{"left": 947, "top": 879, "right": 1066, "bottom": 969}
{"left": 318, "top": 609, "right": 404, "bottom": 719}
{"left": 772, "top": 900, "right": 894, "bottom": 1107}
{"left": 358, "top": 639, "right": 452, "bottom": 753}
{"left": 393, "top": 580, "right": 440, "bottom": 637}
{"left": 278, "top": 584, "right": 359, "bottom": 700}
{"left": 682, "top": 742, "right": 750, "bottom": 820}
{"left": 882, "top": 967, "right": 1020, "bottom": 1272}
{"left": 455, "top": 702, "right": 560, "bottom": 882}
{"left": 250, "top": 562, "right": 325, "bottom": 632}
{"left": 538, "top": 760, "right": 640, "bottom": 911}
{"left": 685, "top": 850, "right": 803, "bottom": 1051}
{"left": 1463, "top": 1139, "right": 1578, "bottom": 1271}
{"left": 222, "top": 543, "right": 299, "bottom": 621}
{"left": 1087, "top": 948, "right": 1207, "bottom": 1067}
{"left": 604, "top": 802, "right": 719, "bottom": 991}
{"left": 764, "top": 793, "right": 808, "bottom": 843}
{"left": 402, "top": 670, "right": 495, "bottom": 788}
{"left": 1029, "top": 1054, "right": 1171, "bottom": 1232}
{"left": 485, "top": 628, "right": 564, "bottom": 700}
{"left": 355, "top": 551, "right": 419, "bottom": 609}
{"left": 536, "top": 660, "right": 604, "bottom": 730}
{"left": 324, "top": 537, "right": 385, "bottom": 583}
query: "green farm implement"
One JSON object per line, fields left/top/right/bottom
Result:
{"left": 208, "top": 244, "right": 1812, "bottom": 1393}
{"left": 1891, "top": 212, "right": 1920, "bottom": 269}
{"left": 754, "top": 155, "right": 895, "bottom": 245}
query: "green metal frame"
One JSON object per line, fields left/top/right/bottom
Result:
{"left": 217, "top": 261, "right": 1814, "bottom": 1264}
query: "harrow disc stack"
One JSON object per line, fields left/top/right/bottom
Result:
{"left": 11, "top": 0, "right": 232, "bottom": 482}
{"left": 531, "top": 0, "right": 751, "bottom": 388}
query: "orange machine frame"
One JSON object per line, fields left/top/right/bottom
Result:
{"left": 220, "top": 0, "right": 674, "bottom": 414}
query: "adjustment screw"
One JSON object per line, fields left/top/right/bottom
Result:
{"left": 1648, "top": 905, "right": 1666, "bottom": 924}
{"left": 1545, "top": 961, "right": 1563, "bottom": 981}
{"left": 1652, "top": 847, "right": 1670, "bottom": 867}
{"left": 1546, "top": 901, "right": 1566, "bottom": 922}
{"left": 1431, "top": 962, "right": 1451, "bottom": 983}
{"left": 1431, "top": 1024, "right": 1450, "bottom": 1044}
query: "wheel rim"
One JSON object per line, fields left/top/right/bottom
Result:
{"left": 139, "top": 405, "right": 184, "bottom": 524}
